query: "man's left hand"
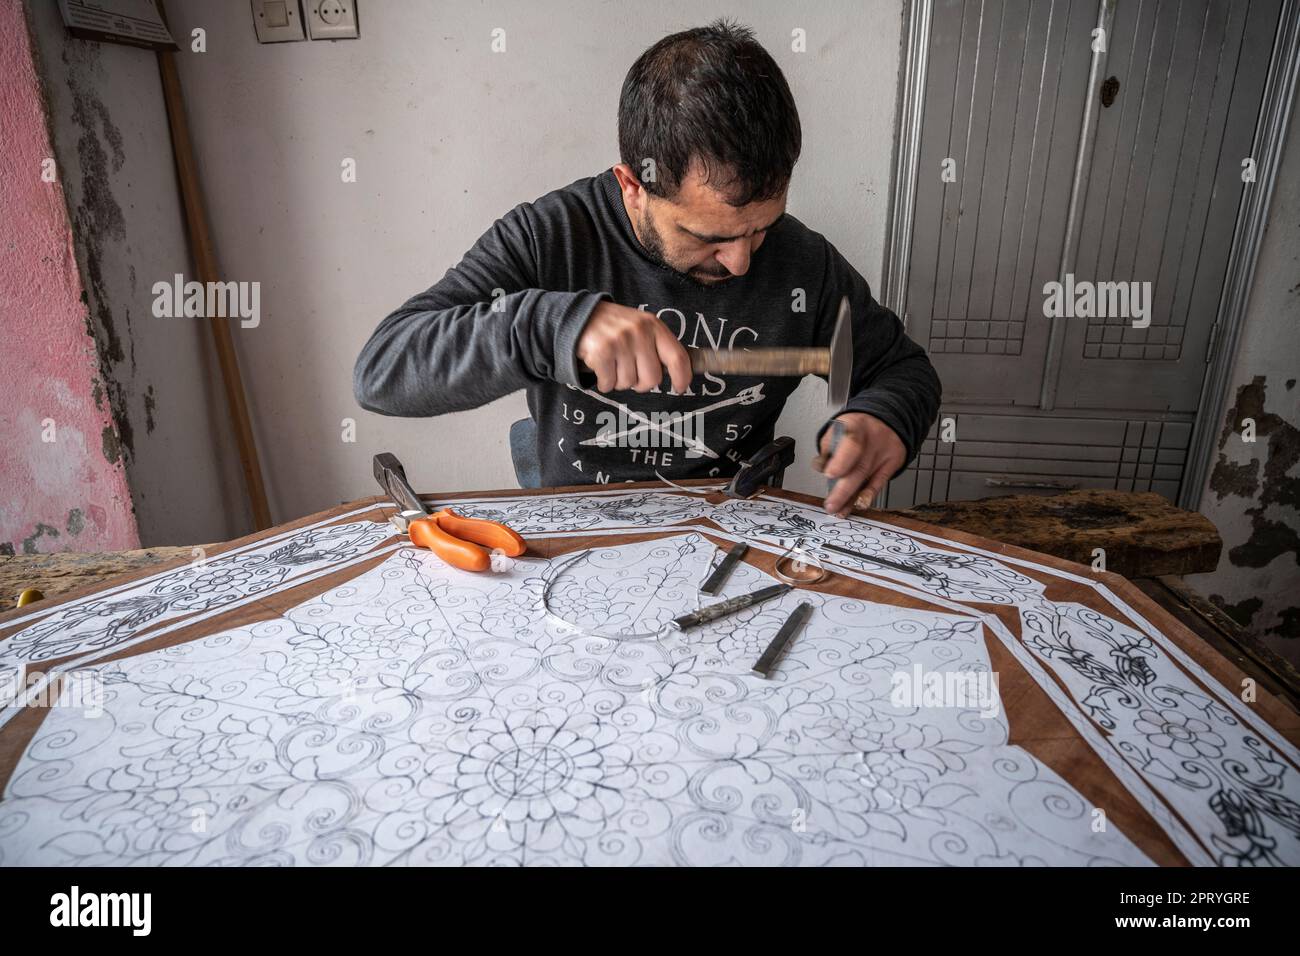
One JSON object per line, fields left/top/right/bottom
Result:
{"left": 814, "top": 412, "right": 907, "bottom": 517}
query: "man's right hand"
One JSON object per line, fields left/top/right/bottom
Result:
{"left": 576, "top": 301, "right": 694, "bottom": 394}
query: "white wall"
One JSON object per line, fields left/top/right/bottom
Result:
{"left": 161, "top": 0, "right": 905, "bottom": 520}
{"left": 25, "top": 0, "right": 248, "bottom": 546}
{"left": 1188, "top": 110, "right": 1300, "bottom": 664}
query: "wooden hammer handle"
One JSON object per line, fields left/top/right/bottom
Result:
{"left": 690, "top": 347, "right": 830, "bottom": 376}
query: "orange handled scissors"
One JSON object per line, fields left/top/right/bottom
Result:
{"left": 373, "top": 453, "right": 526, "bottom": 572}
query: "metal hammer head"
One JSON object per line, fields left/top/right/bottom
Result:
{"left": 827, "top": 296, "right": 853, "bottom": 411}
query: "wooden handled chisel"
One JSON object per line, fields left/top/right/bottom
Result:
{"left": 669, "top": 583, "right": 791, "bottom": 631}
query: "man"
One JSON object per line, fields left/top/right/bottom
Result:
{"left": 354, "top": 20, "right": 940, "bottom": 516}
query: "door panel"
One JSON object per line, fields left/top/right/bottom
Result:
{"left": 1057, "top": 0, "right": 1279, "bottom": 411}
{"left": 893, "top": 0, "right": 1281, "bottom": 507}
{"left": 907, "top": 0, "right": 1096, "bottom": 406}
{"left": 892, "top": 413, "right": 1194, "bottom": 505}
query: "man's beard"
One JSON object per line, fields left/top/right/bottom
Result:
{"left": 636, "top": 210, "right": 733, "bottom": 288}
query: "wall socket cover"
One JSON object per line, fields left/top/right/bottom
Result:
{"left": 251, "top": 0, "right": 306, "bottom": 43}
{"left": 305, "top": 0, "right": 359, "bottom": 40}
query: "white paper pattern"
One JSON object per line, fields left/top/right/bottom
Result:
{"left": 0, "top": 519, "right": 393, "bottom": 667}
{"left": 4, "top": 488, "right": 1294, "bottom": 866}
{"left": 0, "top": 533, "right": 1149, "bottom": 867}
{"left": 706, "top": 497, "right": 1300, "bottom": 866}
{"left": 428, "top": 490, "right": 712, "bottom": 535}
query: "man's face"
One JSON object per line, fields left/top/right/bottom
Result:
{"left": 614, "top": 163, "right": 786, "bottom": 286}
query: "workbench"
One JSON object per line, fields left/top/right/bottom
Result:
{"left": 1, "top": 484, "right": 1297, "bottom": 866}
{"left": 6, "top": 489, "right": 1290, "bottom": 701}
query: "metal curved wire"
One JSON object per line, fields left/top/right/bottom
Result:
{"left": 539, "top": 549, "right": 673, "bottom": 642}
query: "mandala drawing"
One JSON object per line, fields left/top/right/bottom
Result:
{"left": 0, "top": 533, "right": 1148, "bottom": 867}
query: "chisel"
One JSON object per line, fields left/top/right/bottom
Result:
{"left": 700, "top": 542, "right": 749, "bottom": 594}
{"left": 752, "top": 601, "right": 813, "bottom": 678}
{"left": 669, "top": 583, "right": 791, "bottom": 631}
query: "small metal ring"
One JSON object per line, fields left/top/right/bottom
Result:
{"left": 774, "top": 540, "right": 827, "bottom": 585}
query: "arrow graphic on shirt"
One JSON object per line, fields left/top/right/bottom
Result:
{"left": 576, "top": 383, "right": 766, "bottom": 458}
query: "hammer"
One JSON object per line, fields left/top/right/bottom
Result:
{"left": 693, "top": 296, "right": 854, "bottom": 487}
{"left": 577, "top": 297, "right": 855, "bottom": 491}
{"left": 689, "top": 296, "right": 851, "bottom": 386}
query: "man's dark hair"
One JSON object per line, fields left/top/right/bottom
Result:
{"left": 618, "top": 19, "right": 801, "bottom": 207}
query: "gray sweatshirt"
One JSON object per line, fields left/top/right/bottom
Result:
{"left": 354, "top": 170, "right": 941, "bottom": 487}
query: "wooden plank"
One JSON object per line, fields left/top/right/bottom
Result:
{"left": 895, "top": 487, "right": 1221, "bottom": 577}
{"left": 0, "top": 546, "right": 197, "bottom": 611}
{"left": 157, "top": 44, "right": 272, "bottom": 530}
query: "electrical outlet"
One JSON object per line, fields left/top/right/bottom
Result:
{"left": 305, "top": 0, "right": 359, "bottom": 40}
{"left": 251, "top": 0, "right": 305, "bottom": 43}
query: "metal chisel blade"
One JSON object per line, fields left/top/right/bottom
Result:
{"left": 827, "top": 296, "right": 853, "bottom": 412}
{"left": 819, "top": 541, "right": 936, "bottom": 579}
{"left": 752, "top": 601, "right": 813, "bottom": 678}
{"left": 700, "top": 542, "right": 749, "bottom": 594}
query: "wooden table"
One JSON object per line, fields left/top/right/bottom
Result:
{"left": 2, "top": 483, "right": 1297, "bottom": 866}
{"left": 5, "top": 489, "right": 1290, "bottom": 703}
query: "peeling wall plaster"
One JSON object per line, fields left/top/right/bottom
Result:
{"left": 1189, "top": 114, "right": 1300, "bottom": 666}
{"left": 22, "top": 0, "right": 248, "bottom": 548}
{"left": 0, "top": 0, "right": 138, "bottom": 554}
{"left": 1213, "top": 377, "right": 1300, "bottom": 571}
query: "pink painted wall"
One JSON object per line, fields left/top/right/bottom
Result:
{"left": 0, "top": 0, "right": 138, "bottom": 554}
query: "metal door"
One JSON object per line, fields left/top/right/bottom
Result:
{"left": 892, "top": 0, "right": 1282, "bottom": 507}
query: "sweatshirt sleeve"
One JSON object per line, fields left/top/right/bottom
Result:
{"left": 353, "top": 202, "right": 609, "bottom": 417}
{"left": 812, "top": 238, "right": 942, "bottom": 469}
